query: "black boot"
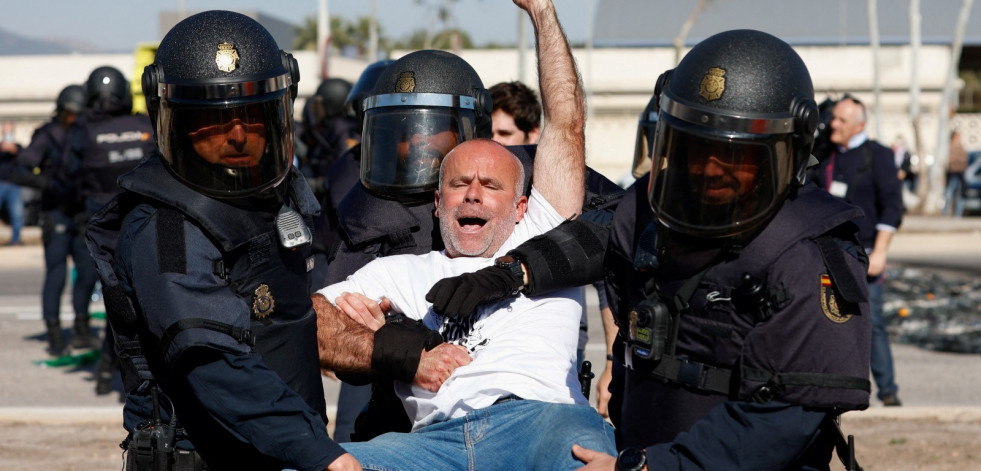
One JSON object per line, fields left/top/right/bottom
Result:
{"left": 45, "top": 320, "right": 66, "bottom": 357}
{"left": 71, "top": 316, "right": 100, "bottom": 350}
{"left": 94, "top": 352, "right": 117, "bottom": 395}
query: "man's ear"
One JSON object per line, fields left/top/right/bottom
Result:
{"left": 434, "top": 190, "right": 440, "bottom": 218}
{"left": 514, "top": 195, "right": 528, "bottom": 223}
{"left": 526, "top": 126, "right": 541, "bottom": 145}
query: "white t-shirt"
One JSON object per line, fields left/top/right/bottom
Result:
{"left": 319, "top": 188, "right": 587, "bottom": 430}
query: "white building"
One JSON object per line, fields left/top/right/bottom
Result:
{"left": 1, "top": 1, "right": 978, "bottom": 185}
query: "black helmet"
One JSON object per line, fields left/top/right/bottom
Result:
{"left": 303, "top": 78, "right": 353, "bottom": 129}
{"left": 85, "top": 66, "right": 132, "bottom": 114}
{"left": 346, "top": 59, "right": 395, "bottom": 132}
{"left": 56, "top": 84, "right": 86, "bottom": 114}
{"left": 359, "top": 50, "right": 491, "bottom": 200}
{"left": 143, "top": 10, "right": 301, "bottom": 199}
{"left": 648, "top": 29, "right": 819, "bottom": 238}
{"left": 631, "top": 95, "right": 659, "bottom": 179}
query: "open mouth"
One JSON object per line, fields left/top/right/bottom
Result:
{"left": 457, "top": 217, "right": 487, "bottom": 232}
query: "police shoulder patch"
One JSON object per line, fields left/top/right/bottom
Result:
{"left": 820, "top": 274, "right": 853, "bottom": 323}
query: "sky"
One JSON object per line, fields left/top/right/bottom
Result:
{"left": 2, "top": 0, "right": 594, "bottom": 52}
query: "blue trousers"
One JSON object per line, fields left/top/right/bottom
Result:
{"left": 868, "top": 276, "right": 898, "bottom": 399}
{"left": 344, "top": 399, "right": 615, "bottom": 471}
{"left": 0, "top": 182, "right": 23, "bottom": 244}
{"left": 40, "top": 209, "right": 97, "bottom": 323}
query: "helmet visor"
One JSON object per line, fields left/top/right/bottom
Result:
{"left": 157, "top": 91, "right": 292, "bottom": 198}
{"left": 361, "top": 106, "right": 474, "bottom": 197}
{"left": 648, "top": 114, "right": 794, "bottom": 237}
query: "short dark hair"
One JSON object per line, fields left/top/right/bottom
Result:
{"left": 490, "top": 81, "right": 542, "bottom": 135}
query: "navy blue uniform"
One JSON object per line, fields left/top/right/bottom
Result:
{"left": 605, "top": 183, "right": 871, "bottom": 469}
{"left": 16, "top": 120, "right": 96, "bottom": 325}
{"left": 63, "top": 111, "right": 155, "bottom": 215}
{"left": 87, "top": 155, "right": 345, "bottom": 471}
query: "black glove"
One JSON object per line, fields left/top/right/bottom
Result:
{"left": 425, "top": 265, "right": 523, "bottom": 317}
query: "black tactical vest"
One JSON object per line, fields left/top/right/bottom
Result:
{"left": 71, "top": 112, "right": 155, "bottom": 207}
{"left": 87, "top": 155, "right": 326, "bottom": 420}
{"left": 613, "top": 185, "right": 871, "bottom": 446}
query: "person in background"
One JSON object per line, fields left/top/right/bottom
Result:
{"left": 62, "top": 66, "right": 156, "bottom": 354}
{"left": 945, "top": 130, "right": 968, "bottom": 218}
{"left": 0, "top": 121, "right": 24, "bottom": 246}
{"left": 6, "top": 84, "right": 88, "bottom": 356}
{"left": 808, "top": 94, "right": 904, "bottom": 407}
{"left": 489, "top": 81, "right": 541, "bottom": 146}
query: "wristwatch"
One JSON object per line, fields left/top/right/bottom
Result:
{"left": 616, "top": 447, "right": 647, "bottom": 471}
{"left": 494, "top": 254, "right": 525, "bottom": 293}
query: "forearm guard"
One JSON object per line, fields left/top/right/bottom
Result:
{"left": 510, "top": 218, "right": 609, "bottom": 296}
{"left": 371, "top": 321, "right": 443, "bottom": 383}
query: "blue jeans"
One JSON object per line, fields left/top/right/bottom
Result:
{"left": 0, "top": 182, "right": 24, "bottom": 244}
{"left": 868, "top": 276, "right": 898, "bottom": 399}
{"left": 344, "top": 399, "right": 616, "bottom": 471}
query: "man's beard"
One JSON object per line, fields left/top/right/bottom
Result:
{"left": 439, "top": 200, "right": 518, "bottom": 258}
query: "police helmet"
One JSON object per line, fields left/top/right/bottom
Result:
{"left": 143, "top": 10, "right": 301, "bottom": 199}
{"left": 346, "top": 59, "right": 395, "bottom": 132}
{"left": 304, "top": 78, "right": 353, "bottom": 128}
{"left": 359, "top": 50, "right": 492, "bottom": 200}
{"left": 648, "top": 29, "right": 819, "bottom": 238}
{"left": 631, "top": 95, "right": 658, "bottom": 179}
{"left": 56, "top": 84, "right": 86, "bottom": 114}
{"left": 85, "top": 66, "right": 132, "bottom": 114}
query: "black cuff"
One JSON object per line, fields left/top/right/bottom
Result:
{"left": 371, "top": 322, "right": 443, "bottom": 383}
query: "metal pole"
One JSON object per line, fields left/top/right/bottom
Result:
{"left": 585, "top": 0, "right": 594, "bottom": 128}
{"left": 910, "top": 0, "right": 928, "bottom": 212}
{"left": 868, "top": 0, "right": 882, "bottom": 139}
{"left": 929, "top": 0, "right": 974, "bottom": 214}
{"left": 518, "top": 10, "right": 527, "bottom": 84}
{"left": 673, "top": 0, "right": 707, "bottom": 66}
{"left": 369, "top": 0, "right": 378, "bottom": 61}
{"left": 318, "top": 0, "right": 329, "bottom": 79}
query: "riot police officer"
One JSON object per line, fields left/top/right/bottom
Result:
{"left": 426, "top": 30, "right": 872, "bottom": 470}
{"left": 316, "top": 59, "right": 393, "bottom": 272}
{"left": 3, "top": 84, "right": 86, "bottom": 355}
{"left": 326, "top": 49, "right": 493, "bottom": 284}
{"left": 300, "top": 77, "right": 359, "bottom": 190}
{"left": 85, "top": 11, "right": 357, "bottom": 471}
{"left": 61, "top": 66, "right": 156, "bottom": 350}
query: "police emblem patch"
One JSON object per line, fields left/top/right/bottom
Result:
{"left": 699, "top": 67, "right": 726, "bottom": 102}
{"left": 253, "top": 284, "right": 275, "bottom": 318}
{"left": 819, "top": 274, "right": 852, "bottom": 323}
{"left": 216, "top": 42, "right": 240, "bottom": 73}
{"left": 395, "top": 71, "right": 416, "bottom": 93}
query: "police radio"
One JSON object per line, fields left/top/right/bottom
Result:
{"left": 625, "top": 299, "right": 672, "bottom": 368}
{"left": 275, "top": 206, "right": 312, "bottom": 249}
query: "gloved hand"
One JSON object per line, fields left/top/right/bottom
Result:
{"left": 425, "top": 264, "right": 524, "bottom": 317}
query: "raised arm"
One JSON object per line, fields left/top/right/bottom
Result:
{"left": 517, "top": 0, "right": 586, "bottom": 217}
